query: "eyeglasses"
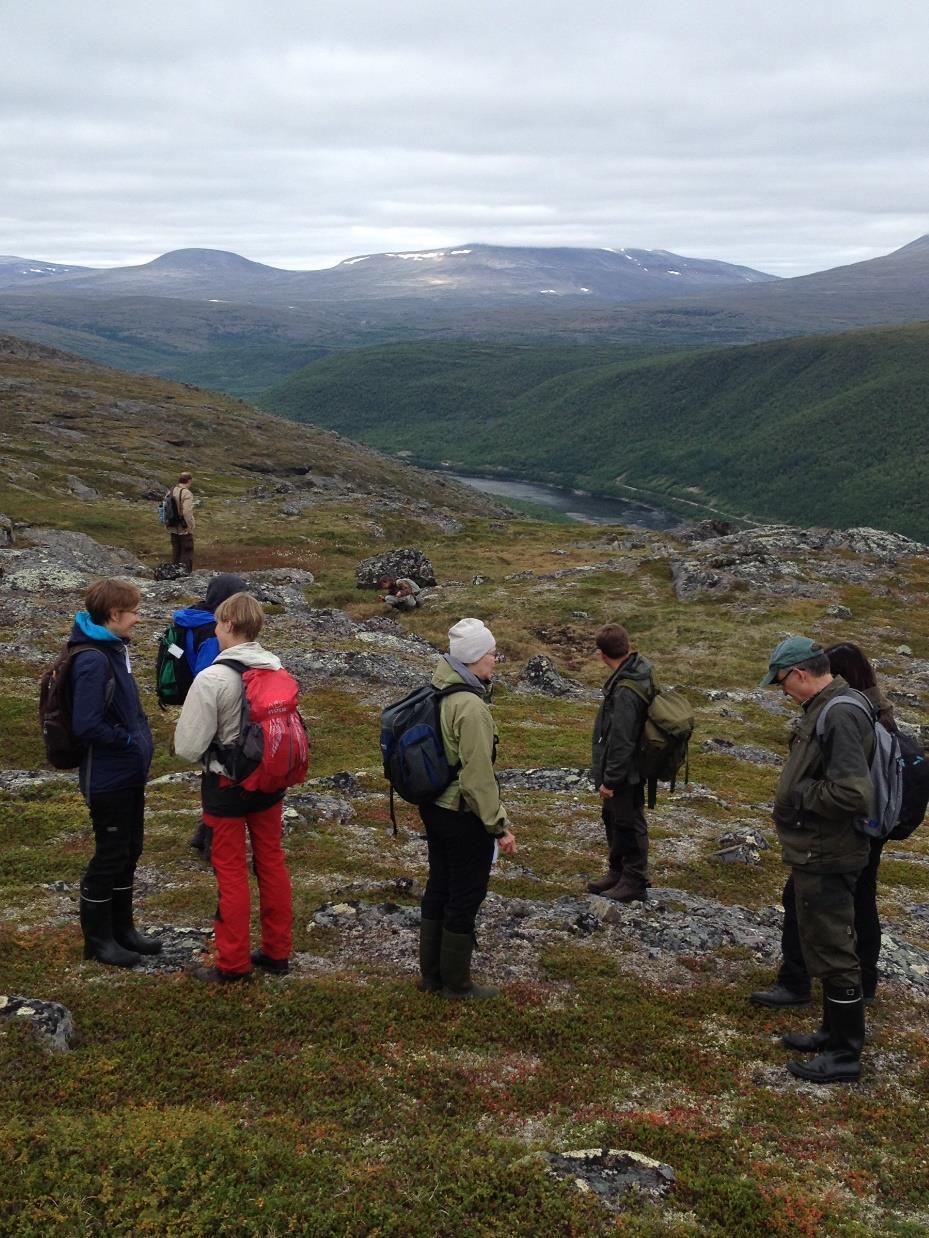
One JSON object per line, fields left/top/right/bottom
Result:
{"left": 775, "top": 667, "right": 798, "bottom": 687}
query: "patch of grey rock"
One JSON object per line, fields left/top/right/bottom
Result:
{"left": 0, "top": 994, "right": 75, "bottom": 1051}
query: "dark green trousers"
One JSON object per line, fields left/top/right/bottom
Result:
{"left": 793, "top": 868, "right": 863, "bottom": 990}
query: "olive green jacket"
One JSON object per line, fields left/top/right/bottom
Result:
{"left": 772, "top": 675, "right": 873, "bottom": 874}
{"left": 430, "top": 657, "right": 509, "bottom": 834}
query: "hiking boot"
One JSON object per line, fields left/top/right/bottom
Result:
{"left": 251, "top": 951, "right": 289, "bottom": 976}
{"left": 191, "top": 965, "right": 252, "bottom": 984}
{"left": 80, "top": 892, "right": 141, "bottom": 969}
{"left": 749, "top": 983, "right": 811, "bottom": 1008}
{"left": 417, "top": 917, "right": 443, "bottom": 992}
{"left": 439, "top": 929, "right": 499, "bottom": 1000}
{"left": 587, "top": 871, "right": 622, "bottom": 895}
{"left": 111, "top": 885, "right": 162, "bottom": 956}
{"left": 601, "top": 881, "right": 647, "bottom": 903}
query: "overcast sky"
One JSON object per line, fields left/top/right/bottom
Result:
{"left": 2, "top": 0, "right": 928, "bottom": 276}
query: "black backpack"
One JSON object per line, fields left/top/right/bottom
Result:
{"left": 380, "top": 682, "right": 481, "bottom": 832}
{"left": 888, "top": 732, "right": 929, "bottom": 841}
{"left": 158, "top": 488, "right": 180, "bottom": 526}
{"left": 39, "top": 644, "right": 114, "bottom": 769}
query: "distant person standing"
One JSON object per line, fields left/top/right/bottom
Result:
{"left": 167, "top": 471, "right": 196, "bottom": 573}
{"left": 588, "top": 623, "right": 655, "bottom": 902}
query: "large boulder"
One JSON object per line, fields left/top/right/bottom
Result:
{"left": 356, "top": 548, "right": 437, "bottom": 589}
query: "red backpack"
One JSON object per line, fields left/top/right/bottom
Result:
{"left": 215, "top": 661, "right": 309, "bottom": 793}
{"left": 39, "top": 644, "right": 114, "bottom": 769}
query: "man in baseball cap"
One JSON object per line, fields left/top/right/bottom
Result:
{"left": 759, "top": 636, "right": 825, "bottom": 688}
{"left": 755, "top": 633, "right": 873, "bottom": 1084}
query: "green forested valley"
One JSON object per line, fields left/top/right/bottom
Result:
{"left": 259, "top": 323, "right": 929, "bottom": 540}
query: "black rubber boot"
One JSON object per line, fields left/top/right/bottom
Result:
{"left": 587, "top": 870, "right": 622, "bottom": 895}
{"left": 787, "top": 984, "right": 865, "bottom": 1084}
{"left": 80, "top": 892, "right": 141, "bottom": 968}
{"left": 782, "top": 993, "right": 830, "bottom": 1052}
{"left": 440, "top": 929, "right": 499, "bottom": 1000}
{"left": 750, "top": 982, "right": 811, "bottom": 1008}
{"left": 112, "top": 885, "right": 162, "bottom": 955}
{"left": 417, "top": 917, "right": 443, "bottom": 992}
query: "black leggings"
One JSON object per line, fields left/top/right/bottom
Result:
{"left": 419, "top": 802, "right": 495, "bottom": 936}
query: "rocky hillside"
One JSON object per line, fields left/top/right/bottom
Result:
{"left": 2, "top": 347, "right": 929, "bottom": 1232}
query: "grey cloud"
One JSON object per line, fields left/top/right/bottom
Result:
{"left": 1, "top": 0, "right": 927, "bottom": 275}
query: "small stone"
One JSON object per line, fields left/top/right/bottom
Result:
{"left": 897, "top": 645, "right": 914, "bottom": 657}
{"left": 826, "top": 605, "right": 853, "bottom": 620}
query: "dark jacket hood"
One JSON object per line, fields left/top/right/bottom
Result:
{"left": 203, "top": 573, "right": 249, "bottom": 612}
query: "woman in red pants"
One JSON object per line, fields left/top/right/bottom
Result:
{"left": 174, "top": 592, "right": 296, "bottom": 982}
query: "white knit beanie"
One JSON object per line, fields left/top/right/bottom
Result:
{"left": 448, "top": 617, "right": 496, "bottom": 664}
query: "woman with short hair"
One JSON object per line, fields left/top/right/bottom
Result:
{"left": 71, "top": 577, "right": 158, "bottom": 966}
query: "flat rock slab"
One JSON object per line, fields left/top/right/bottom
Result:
{"left": 0, "top": 995, "right": 75, "bottom": 1051}
{"left": 545, "top": 1148, "right": 675, "bottom": 1209}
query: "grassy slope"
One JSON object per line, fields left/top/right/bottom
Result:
{"left": 2, "top": 338, "right": 929, "bottom": 1233}
{"left": 259, "top": 324, "right": 929, "bottom": 540}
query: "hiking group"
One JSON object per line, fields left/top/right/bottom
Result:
{"left": 40, "top": 568, "right": 928, "bottom": 1087}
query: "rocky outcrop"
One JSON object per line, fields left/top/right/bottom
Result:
{"left": 0, "top": 527, "right": 150, "bottom": 592}
{"left": 356, "top": 548, "right": 437, "bottom": 589}
{"left": 0, "top": 995, "right": 75, "bottom": 1051}
{"left": 0, "top": 514, "right": 12, "bottom": 547}
{"left": 516, "top": 654, "right": 587, "bottom": 698}
{"left": 544, "top": 1148, "right": 675, "bottom": 1210}
{"left": 668, "top": 523, "right": 927, "bottom": 601}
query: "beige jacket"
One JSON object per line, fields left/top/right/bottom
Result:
{"left": 169, "top": 484, "right": 195, "bottom": 533}
{"left": 174, "top": 642, "right": 281, "bottom": 773}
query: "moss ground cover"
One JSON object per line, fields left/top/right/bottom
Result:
{"left": 2, "top": 352, "right": 929, "bottom": 1230}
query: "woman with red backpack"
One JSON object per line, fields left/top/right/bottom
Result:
{"left": 174, "top": 592, "right": 307, "bottom": 983}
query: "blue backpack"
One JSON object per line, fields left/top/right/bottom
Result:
{"left": 380, "top": 683, "right": 480, "bottom": 832}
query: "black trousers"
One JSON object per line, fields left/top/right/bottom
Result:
{"left": 602, "top": 783, "right": 649, "bottom": 890}
{"left": 419, "top": 802, "right": 495, "bottom": 936}
{"left": 778, "top": 838, "right": 884, "bottom": 996}
{"left": 83, "top": 785, "right": 146, "bottom": 900}
{"left": 170, "top": 531, "right": 194, "bottom": 571}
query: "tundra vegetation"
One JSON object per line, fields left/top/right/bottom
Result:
{"left": 1, "top": 337, "right": 928, "bottom": 1235}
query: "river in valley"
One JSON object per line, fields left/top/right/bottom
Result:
{"left": 446, "top": 473, "right": 681, "bottom": 529}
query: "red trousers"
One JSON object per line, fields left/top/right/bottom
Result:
{"left": 203, "top": 802, "right": 292, "bottom": 975}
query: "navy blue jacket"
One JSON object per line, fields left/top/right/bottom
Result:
{"left": 69, "top": 612, "right": 154, "bottom": 797}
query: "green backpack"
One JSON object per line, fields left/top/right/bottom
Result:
{"left": 622, "top": 679, "right": 695, "bottom": 807}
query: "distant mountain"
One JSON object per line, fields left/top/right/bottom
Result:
{"left": 258, "top": 322, "right": 929, "bottom": 540}
{"left": 3, "top": 236, "right": 929, "bottom": 397}
{"left": 5, "top": 243, "right": 776, "bottom": 305}
{"left": 0, "top": 255, "right": 91, "bottom": 289}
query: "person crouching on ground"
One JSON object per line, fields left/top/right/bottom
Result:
{"left": 378, "top": 575, "right": 423, "bottom": 612}
{"left": 174, "top": 592, "right": 293, "bottom": 983}
{"left": 72, "top": 578, "right": 158, "bottom": 967}
{"left": 419, "top": 617, "right": 517, "bottom": 999}
{"left": 588, "top": 623, "right": 655, "bottom": 902}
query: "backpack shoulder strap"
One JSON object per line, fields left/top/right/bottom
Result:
{"left": 815, "top": 691, "right": 874, "bottom": 740}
